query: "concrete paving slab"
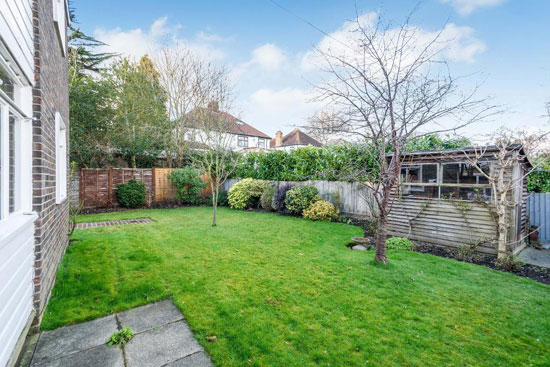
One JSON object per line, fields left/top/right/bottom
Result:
{"left": 518, "top": 247, "right": 550, "bottom": 268}
{"left": 31, "top": 315, "right": 117, "bottom": 366}
{"left": 32, "top": 344, "right": 123, "bottom": 367}
{"left": 125, "top": 321, "right": 203, "bottom": 367}
{"left": 163, "top": 352, "right": 213, "bottom": 367}
{"left": 117, "top": 299, "right": 184, "bottom": 333}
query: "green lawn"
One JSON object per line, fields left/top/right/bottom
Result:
{"left": 44, "top": 207, "right": 550, "bottom": 366}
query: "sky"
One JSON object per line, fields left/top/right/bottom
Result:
{"left": 73, "top": 0, "right": 550, "bottom": 139}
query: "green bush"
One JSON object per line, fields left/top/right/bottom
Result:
{"left": 527, "top": 171, "right": 550, "bottom": 193}
{"left": 116, "top": 179, "right": 146, "bottom": 208}
{"left": 303, "top": 200, "right": 338, "bottom": 221}
{"left": 228, "top": 178, "right": 269, "bottom": 209}
{"left": 272, "top": 183, "right": 294, "bottom": 213}
{"left": 385, "top": 237, "right": 415, "bottom": 251}
{"left": 260, "top": 185, "right": 276, "bottom": 211}
{"left": 195, "top": 191, "right": 229, "bottom": 207}
{"left": 285, "top": 185, "right": 320, "bottom": 215}
{"left": 168, "top": 167, "right": 207, "bottom": 204}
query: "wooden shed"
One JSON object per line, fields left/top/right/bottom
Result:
{"left": 386, "top": 145, "right": 532, "bottom": 255}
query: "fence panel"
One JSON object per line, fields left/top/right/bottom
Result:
{"left": 79, "top": 168, "right": 154, "bottom": 208}
{"left": 527, "top": 193, "right": 550, "bottom": 244}
{"left": 223, "top": 179, "right": 374, "bottom": 217}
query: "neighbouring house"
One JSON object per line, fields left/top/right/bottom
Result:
{"left": 186, "top": 101, "right": 271, "bottom": 152}
{"left": 0, "top": 1, "right": 70, "bottom": 366}
{"left": 387, "top": 145, "right": 531, "bottom": 255}
{"left": 270, "top": 128, "right": 323, "bottom": 151}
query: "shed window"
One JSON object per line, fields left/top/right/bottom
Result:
{"left": 401, "top": 162, "right": 492, "bottom": 201}
{"left": 442, "top": 162, "right": 489, "bottom": 184}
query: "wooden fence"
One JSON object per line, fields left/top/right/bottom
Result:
{"left": 78, "top": 168, "right": 213, "bottom": 209}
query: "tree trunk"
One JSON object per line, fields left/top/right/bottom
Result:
{"left": 496, "top": 191, "right": 508, "bottom": 262}
{"left": 375, "top": 212, "right": 389, "bottom": 264}
{"left": 211, "top": 181, "right": 218, "bottom": 227}
{"left": 131, "top": 155, "right": 136, "bottom": 168}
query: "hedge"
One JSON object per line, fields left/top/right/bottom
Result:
{"left": 234, "top": 145, "right": 378, "bottom": 182}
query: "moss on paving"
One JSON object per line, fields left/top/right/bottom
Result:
{"left": 43, "top": 207, "right": 550, "bottom": 366}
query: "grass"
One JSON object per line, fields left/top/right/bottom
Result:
{"left": 44, "top": 207, "right": 550, "bottom": 366}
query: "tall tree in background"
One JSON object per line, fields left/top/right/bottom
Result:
{"left": 108, "top": 56, "right": 168, "bottom": 168}
{"left": 314, "top": 10, "right": 496, "bottom": 263}
{"left": 68, "top": 5, "right": 117, "bottom": 167}
{"left": 155, "top": 48, "right": 206, "bottom": 167}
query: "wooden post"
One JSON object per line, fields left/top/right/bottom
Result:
{"left": 152, "top": 168, "right": 157, "bottom": 204}
{"left": 79, "top": 169, "right": 84, "bottom": 207}
{"left": 108, "top": 167, "right": 113, "bottom": 206}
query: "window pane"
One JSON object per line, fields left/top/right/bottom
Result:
{"left": 9, "top": 113, "right": 16, "bottom": 213}
{"left": 442, "top": 163, "right": 459, "bottom": 183}
{"left": 401, "top": 166, "right": 420, "bottom": 183}
{"left": 461, "top": 162, "right": 489, "bottom": 184}
{"left": 402, "top": 185, "right": 438, "bottom": 198}
{"left": 441, "top": 186, "right": 492, "bottom": 201}
{"left": 0, "top": 67, "right": 15, "bottom": 101}
{"left": 422, "top": 164, "right": 438, "bottom": 183}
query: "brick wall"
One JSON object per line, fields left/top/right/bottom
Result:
{"left": 31, "top": 0, "right": 70, "bottom": 325}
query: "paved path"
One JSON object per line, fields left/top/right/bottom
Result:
{"left": 76, "top": 218, "right": 154, "bottom": 229}
{"left": 518, "top": 247, "right": 550, "bottom": 268}
{"left": 23, "top": 300, "right": 212, "bottom": 367}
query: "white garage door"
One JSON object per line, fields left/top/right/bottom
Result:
{"left": 0, "top": 215, "right": 35, "bottom": 367}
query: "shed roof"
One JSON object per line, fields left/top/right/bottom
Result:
{"left": 387, "top": 144, "right": 533, "bottom": 168}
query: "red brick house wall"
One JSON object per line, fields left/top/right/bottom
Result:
{"left": 31, "top": 0, "right": 70, "bottom": 325}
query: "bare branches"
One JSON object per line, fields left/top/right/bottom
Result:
{"left": 313, "top": 7, "right": 496, "bottom": 263}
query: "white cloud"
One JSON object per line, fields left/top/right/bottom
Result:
{"left": 93, "top": 17, "right": 227, "bottom": 62}
{"left": 240, "top": 87, "right": 323, "bottom": 136}
{"left": 441, "top": 0, "right": 506, "bottom": 15}
{"left": 230, "top": 43, "right": 287, "bottom": 83}
{"left": 301, "top": 12, "right": 486, "bottom": 71}
{"left": 251, "top": 43, "right": 287, "bottom": 70}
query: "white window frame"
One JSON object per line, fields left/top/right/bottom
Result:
{"left": 52, "top": 0, "right": 69, "bottom": 56}
{"left": 257, "top": 138, "right": 266, "bottom": 149}
{"left": 55, "top": 112, "right": 67, "bottom": 204}
{"left": 0, "top": 91, "right": 32, "bottom": 219}
{"left": 238, "top": 135, "right": 248, "bottom": 147}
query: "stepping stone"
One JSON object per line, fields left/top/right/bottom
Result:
{"left": 124, "top": 321, "right": 204, "bottom": 367}
{"left": 31, "top": 315, "right": 118, "bottom": 366}
{"left": 164, "top": 352, "right": 213, "bottom": 367}
{"left": 352, "top": 245, "right": 368, "bottom": 251}
{"left": 117, "top": 299, "right": 184, "bottom": 333}
{"left": 31, "top": 344, "right": 123, "bottom": 367}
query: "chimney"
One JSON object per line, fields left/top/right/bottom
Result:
{"left": 208, "top": 101, "right": 219, "bottom": 112}
{"left": 275, "top": 130, "right": 283, "bottom": 147}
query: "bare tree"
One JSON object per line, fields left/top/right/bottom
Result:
{"left": 156, "top": 48, "right": 213, "bottom": 167}
{"left": 460, "top": 128, "right": 549, "bottom": 263}
{"left": 305, "top": 111, "right": 340, "bottom": 145}
{"left": 187, "top": 66, "right": 240, "bottom": 227}
{"left": 313, "top": 10, "right": 496, "bottom": 263}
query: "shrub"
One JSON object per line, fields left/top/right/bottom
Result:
{"left": 260, "top": 185, "right": 276, "bottom": 211}
{"left": 385, "top": 237, "right": 415, "bottom": 251}
{"left": 303, "top": 200, "right": 338, "bottom": 221}
{"left": 197, "top": 191, "right": 229, "bottom": 207}
{"left": 116, "top": 179, "right": 146, "bottom": 208}
{"left": 228, "top": 178, "right": 269, "bottom": 209}
{"left": 272, "top": 183, "right": 294, "bottom": 213}
{"left": 285, "top": 185, "right": 320, "bottom": 215}
{"left": 168, "top": 167, "right": 207, "bottom": 204}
